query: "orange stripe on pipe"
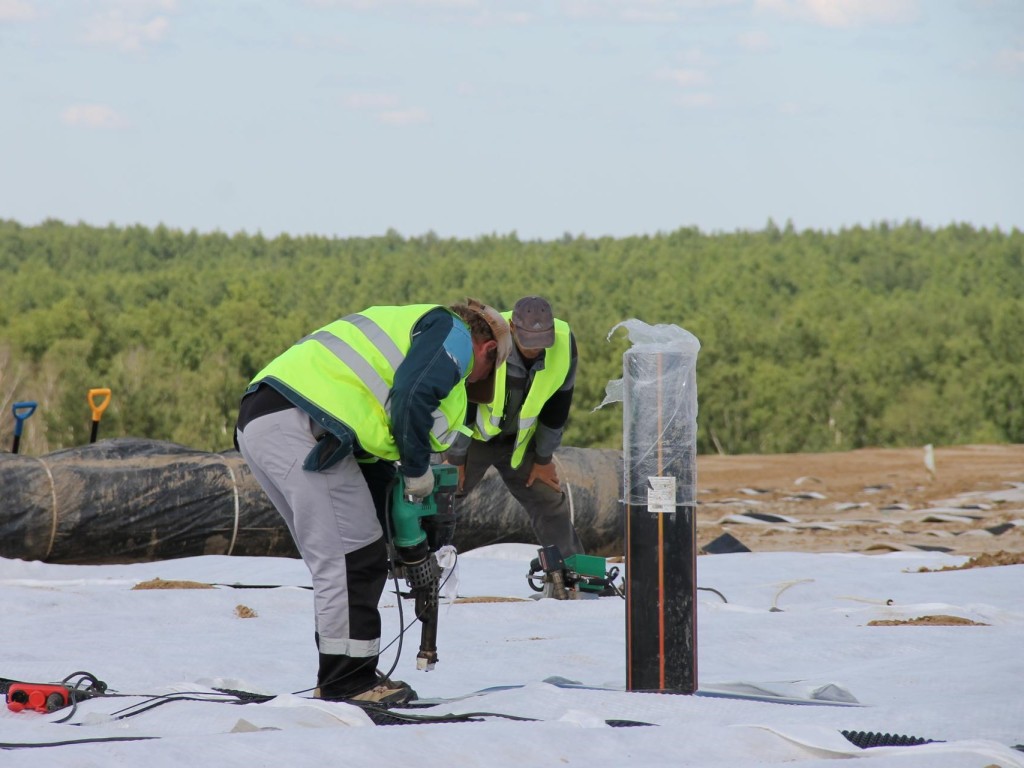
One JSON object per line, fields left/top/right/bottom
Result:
{"left": 658, "top": 511, "right": 665, "bottom": 688}
{"left": 656, "top": 353, "right": 665, "bottom": 689}
{"left": 625, "top": 503, "right": 632, "bottom": 690}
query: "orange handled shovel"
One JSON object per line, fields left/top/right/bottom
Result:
{"left": 88, "top": 388, "right": 112, "bottom": 443}
{"left": 11, "top": 401, "right": 37, "bottom": 454}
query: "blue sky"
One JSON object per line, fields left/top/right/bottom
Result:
{"left": 1, "top": 0, "right": 1021, "bottom": 240}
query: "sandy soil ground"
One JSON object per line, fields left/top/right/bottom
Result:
{"left": 693, "top": 444, "right": 1024, "bottom": 559}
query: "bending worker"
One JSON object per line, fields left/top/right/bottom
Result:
{"left": 446, "top": 296, "right": 583, "bottom": 558}
{"left": 235, "top": 300, "right": 510, "bottom": 705}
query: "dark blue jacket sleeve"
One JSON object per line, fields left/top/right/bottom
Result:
{"left": 390, "top": 307, "right": 470, "bottom": 478}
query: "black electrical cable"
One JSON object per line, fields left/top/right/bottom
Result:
{"left": 212, "top": 687, "right": 276, "bottom": 703}
{"left": 61, "top": 671, "right": 108, "bottom": 694}
{"left": 101, "top": 689, "right": 263, "bottom": 721}
{"left": 600, "top": 566, "right": 626, "bottom": 600}
{"left": 350, "top": 703, "right": 535, "bottom": 725}
{"left": 361, "top": 709, "right": 488, "bottom": 725}
{"left": 698, "top": 586, "right": 728, "bottom": 603}
{"left": 358, "top": 702, "right": 657, "bottom": 727}
{"left": 5, "top": 703, "right": 655, "bottom": 746}
{"left": 49, "top": 702, "right": 78, "bottom": 724}
{"left": 0, "top": 736, "right": 159, "bottom": 750}
{"left": 380, "top": 474, "right": 406, "bottom": 683}
{"left": 606, "top": 719, "right": 657, "bottom": 728}
{"left": 41, "top": 671, "right": 113, "bottom": 724}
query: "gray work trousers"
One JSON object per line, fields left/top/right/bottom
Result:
{"left": 459, "top": 437, "right": 583, "bottom": 557}
{"left": 236, "top": 406, "right": 389, "bottom": 696}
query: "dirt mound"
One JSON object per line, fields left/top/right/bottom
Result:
{"left": 867, "top": 615, "right": 989, "bottom": 627}
{"left": 132, "top": 578, "right": 214, "bottom": 590}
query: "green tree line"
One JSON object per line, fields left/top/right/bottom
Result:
{"left": 1, "top": 218, "right": 1021, "bottom": 456}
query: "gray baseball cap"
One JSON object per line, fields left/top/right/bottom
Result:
{"left": 512, "top": 296, "right": 555, "bottom": 349}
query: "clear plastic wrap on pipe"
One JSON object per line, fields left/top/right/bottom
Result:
{"left": 597, "top": 319, "right": 701, "bottom": 509}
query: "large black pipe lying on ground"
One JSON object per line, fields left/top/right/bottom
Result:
{"left": 0, "top": 439, "right": 623, "bottom": 565}
{"left": 454, "top": 444, "right": 624, "bottom": 557}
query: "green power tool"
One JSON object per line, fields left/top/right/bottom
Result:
{"left": 390, "top": 464, "right": 459, "bottom": 671}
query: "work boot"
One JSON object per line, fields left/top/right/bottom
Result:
{"left": 347, "top": 673, "right": 417, "bottom": 706}
{"left": 315, "top": 651, "right": 377, "bottom": 701}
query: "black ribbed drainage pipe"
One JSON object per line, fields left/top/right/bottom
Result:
{"left": 841, "top": 730, "right": 937, "bottom": 748}
{"left": 843, "top": 731, "right": 1024, "bottom": 754}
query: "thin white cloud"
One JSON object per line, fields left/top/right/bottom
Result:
{"left": 377, "top": 107, "right": 430, "bottom": 125}
{"left": 475, "top": 10, "right": 532, "bottom": 25}
{"left": 307, "top": 0, "right": 478, "bottom": 10}
{"left": 303, "top": 0, "right": 759, "bottom": 29}
{"left": 344, "top": 92, "right": 429, "bottom": 125}
{"left": 658, "top": 67, "right": 710, "bottom": 88}
{"left": 345, "top": 92, "right": 400, "bottom": 110}
{"left": 657, "top": 50, "right": 714, "bottom": 107}
{"left": 414, "top": 0, "right": 477, "bottom": 7}
{"left": 0, "top": 0, "right": 35, "bottom": 22}
{"left": 755, "top": 0, "right": 919, "bottom": 28}
{"left": 737, "top": 30, "right": 773, "bottom": 52}
{"left": 291, "top": 32, "right": 355, "bottom": 52}
{"left": 60, "top": 104, "right": 128, "bottom": 129}
{"left": 563, "top": 0, "right": 744, "bottom": 23}
{"left": 673, "top": 92, "right": 715, "bottom": 108}
{"left": 303, "top": 0, "right": 479, "bottom": 13}
{"left": 308, "top": 0, "right": 530, "bottom": 28}
{"left": 83, "top": 0, "right": 177, "bottom": 52}
{"left": 995, "top": 46, "right": 1024, "bottom": 75}
{"left": 311, "top": 0, "right": 742, "bottom": 25}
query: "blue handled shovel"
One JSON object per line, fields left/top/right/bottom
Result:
{"left": 11, "top": 401, "right": 37, "bottom": 454}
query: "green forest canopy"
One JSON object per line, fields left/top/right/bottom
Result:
{"left": 1, "top": 218, "right": 1021, "bottom": 456}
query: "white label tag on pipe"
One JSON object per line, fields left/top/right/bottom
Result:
{"left": 647, "top": 477, "right": 676, "bottom": 514}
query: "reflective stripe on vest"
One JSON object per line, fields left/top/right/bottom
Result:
{"left": 474, "top": 316, "right": 571, "bottom": 468}
{"left": 251, "top": 305, "right": 468, "bottom": 457}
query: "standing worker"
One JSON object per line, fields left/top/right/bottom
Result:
{"left": 446, "top": 296, "right": 583, "bottom": 558}
{"left": 235, "top": 301, "right": 510, "bottom": 705}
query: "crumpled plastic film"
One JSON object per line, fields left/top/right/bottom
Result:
{"left": 597, "top": 319, "right": 701, "bottom": 508}
{"left": 435, "top": 544, "right": 459, "bottom": 606}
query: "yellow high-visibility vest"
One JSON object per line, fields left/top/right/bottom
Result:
{"left": 473, "top": 313, "right": 571, "bottom": 468}
{"left": 250, "top": 305, "right": 470, "bottom": 459}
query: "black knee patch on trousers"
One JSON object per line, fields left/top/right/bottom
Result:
{"left": 347, "top": 536, "right": 389, "bottom": 641}
{"left": 316, "top": 536, "right": 389, "bottom": 699}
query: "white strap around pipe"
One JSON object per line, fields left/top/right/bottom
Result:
{"left": 218, "top": 455, "right": 241, "bottom": 556}
{"left": 34, "top": 456, "right": 59, "bottom": 560}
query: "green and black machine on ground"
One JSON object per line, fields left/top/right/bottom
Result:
{"left": 527, "top": 545, "right": 622, "bottom": 599}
